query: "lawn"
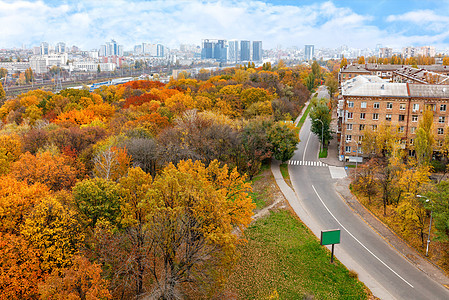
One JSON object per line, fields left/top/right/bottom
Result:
{"left": 228, "top": 210, "right": 369, "bottom": 299}
{"left": 297, "top": 103, "right": 312, "bottom": 130}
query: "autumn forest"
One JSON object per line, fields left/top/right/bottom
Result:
{"left": 0, "top": 63, "right": 319, "bottom": 299}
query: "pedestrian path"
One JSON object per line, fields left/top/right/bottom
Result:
{"left": 288, "top": 160, "right": 328, "bottom": 167}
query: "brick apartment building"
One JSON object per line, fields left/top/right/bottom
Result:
{"left": 338, "top": 75, "right": 449, "bottom": 162}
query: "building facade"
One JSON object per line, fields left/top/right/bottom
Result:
{"left": 240, "top": 40, "right": 251, "bottom": 61}
{"left": 252, "top": 41, "right": 263, "bottom": 61}
{"left": 304, "top": 45, "right": 314, "bottom": 61}
{"left": 338, "top": 75, "right": 449, "bottom": 161}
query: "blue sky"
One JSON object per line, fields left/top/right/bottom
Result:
{"left": 1, "top": 0, "right": 449, "bottom": 50}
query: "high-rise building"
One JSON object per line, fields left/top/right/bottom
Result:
{"left": 40, "top": 42, "right": 49, "bottom": 55}
{"left": 240, "top": 40, "right": 251, "bottom": 61}
{"left": 55, "top": 42, "right": 66, "bottom": 53}
{"left": 228, "top": 40, "right": 239, "bottom": 63}
{"left": 305, "top": 45, "right": 314, "bottom": 60}
{"left": 379, "top": 47, "right": 393, "bottom": 58}
{"left": 100, "top": 39, "right": 123, "bottom": 57}
{"left": 157, "top": 44, "right": 165, "bottom": 57}
{"left": 252, "top": 41, "right": 263, "bottom": 61}
{"left": 201, "top": 39, "right": 228, "bottom": 62}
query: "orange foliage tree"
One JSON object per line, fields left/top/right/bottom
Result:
{"left": 10, "top": 151, "right": 78, "bottom": 191}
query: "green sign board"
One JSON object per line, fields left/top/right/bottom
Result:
{"left": 321, "top": 229, "right": 341, "bottom": 246}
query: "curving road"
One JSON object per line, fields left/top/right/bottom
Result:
{"left": 287, "top": 88, "right": 449, "bottom": 299}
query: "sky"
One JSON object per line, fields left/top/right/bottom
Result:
{"left": 1, "top": 0, "right": 449, "bottom": 51}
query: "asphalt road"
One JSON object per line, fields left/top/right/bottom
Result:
{"left": 288, "top": 91, "right": 449, "bottom": 299}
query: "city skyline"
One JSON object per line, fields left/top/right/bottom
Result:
{"left": 1, "top": 0, "right": 449, "bottom": 51}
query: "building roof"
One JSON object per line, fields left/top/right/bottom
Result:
{"left": 341, "top": 75, "right": 408, "bottom": 97}
{"left": 408, "top": 84, "right": 449, "bottom": 98}
{"left": 342, "top": 75, "right": 449, "bottom": 99}
{"left": 340, "top": 63, "right": 449, "bottom": 74}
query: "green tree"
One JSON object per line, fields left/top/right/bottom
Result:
{"left": 311, "top": 61, "right": 321, "bottom": 81}
{"left": 24, "top": 67, "right": 34, "bottom": 84}
{"left": 0, "top": 67, "right": 7, "bottom": 79}
{"left": 97, "top": 64, "right": 101, "bottom": 73}
{"left": 325, "top": 75, "right": 338, "bottom": 99}
{"left": 267, "top": 122, "right": 299, "bottom": 162}
{"left": 309, "top": 98, "right": 333, "bottom": 148}
{"left": 72, "top": 178, "right": 124, "bottom": 228}
{"left": 428, "top": 180, "right": 449, "bottom": 241}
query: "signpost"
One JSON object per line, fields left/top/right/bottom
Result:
{"left": 321, "top": 229, "right": 341, "bottom": 263}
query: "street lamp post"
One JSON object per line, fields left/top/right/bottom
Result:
{"left": 316, "top": 119, "right": 324, "bottom": 153}
{"left": 417, "top": 195, "right": 433, "bottom": 257}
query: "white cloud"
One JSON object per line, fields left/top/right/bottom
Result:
{"left": 0, "top": 0, "right": 447, "bottom": 50}
{"left": 386, "top": 9, "right": 449, "bottom": 24}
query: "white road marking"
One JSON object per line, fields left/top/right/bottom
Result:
{"left": 302, "top": 131, "right": 312, "bottom": 163}
{"left": 311, "top": 185, "right": 414, "bottom": 288}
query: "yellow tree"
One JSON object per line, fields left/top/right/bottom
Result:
{"left": 0, "top": 134, "right": 22, "bottom": 175}
{"left": 0, "top": 81, "right": 5, "bottom": 100}
{"left": 146, "top": 160, "right": 254, "bottom": 298}
{"left": 414, "top": 109, "right": 435, "bottom": 165}
{"left": 357, "top": 56, "right": 365, "bottom": 64}
{"left": 340, "top": 57, "right": 348, "bottom": 68}
{"left": 21, "top": 197, "right": 85, "bottom": 272}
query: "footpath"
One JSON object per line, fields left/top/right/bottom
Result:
{"left": 271, "top": 93, "right": 449, "bottom": 295}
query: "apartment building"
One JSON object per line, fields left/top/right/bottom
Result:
{"left": 338, "top": 75, "right": 449, "bottom": 162}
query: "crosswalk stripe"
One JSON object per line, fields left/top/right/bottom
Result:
{"left": 288, "top": 160, "right": 329, "bottom": 168}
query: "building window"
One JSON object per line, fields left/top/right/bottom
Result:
{"left": 372, "top": 125, "right": 378, "bottom": 131}
{"left": 387, "top": 102, "right": 393, "bottom": 109}
{"left": 345, "top": 146, "right": 351, "bottom": 153}
{"left": 358, "top": 135, "right": 363, "bottom": 142}
{"left": 411, "top": 127, "right": 416, "bottom": 134}
{"left": 400, "top": 103, "right": 406, "bottom": 110}
{"left": 410, "top": 139, "right": 414, "bottom": 145}
{"left": 439, "top": 140, "right": 444, "bottom": 147}
{"left": 398, "top": 126, "right": 404, "bottom": 133}
{"left": 346, "top": 124, "right": 353, "bottom": 130}
{"left": 439, "top": 116, "right": 445, "bottom": 123}
{"left": 374, "top": 102, "right": 380, "bottom": 109}
{"left": 360, "top": 113, "right": 366, "bottom": 119}
{"left": 386, "top": 114, "right": 392, "bottom": 121}
{"left": 399, "top": 115, "right": 405, "bottom": 121}
{"left": 346, "top": 135, "right": 352, "bottom": 142}
{"left": 373, "top": 113, "right": 379, "bottom": 120}
{"left": 361, "top": 102, "right": 367, "bottom": 108}
{"left": 441, "top": 104, "right": 446, "bottom": 112}
{"left": 412, "top": 115, "right": 418, "bottom": 122}
{"left": 413, "top": 103, "right": 419, "bottom": 112}
{"left": 347, "top": 112, "right": 353, "bottom": 119}
{"left": 359, "top": 124, "right": 365, "bottom": 131}
{"left": 438, "top": 128, "right": 444, "bottom": 135}
{"left": 348, "top": 101, "right": 354, "bottom": 108}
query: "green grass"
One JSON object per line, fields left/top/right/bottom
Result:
{"left": 280, "top": 163, "right": 290, "bottom": 181}
{"left": 297, "top": 103, "right": 312, "bottom": 130}
{"left": 319, "top": 147, "right": 328, "bottom": 158}
{"left": 229, "top": 210, "right": 368, "bottom": 299}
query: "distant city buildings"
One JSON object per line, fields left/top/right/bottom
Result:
{"left": 200, "top": 39, "right": 262, "bottom": 63}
